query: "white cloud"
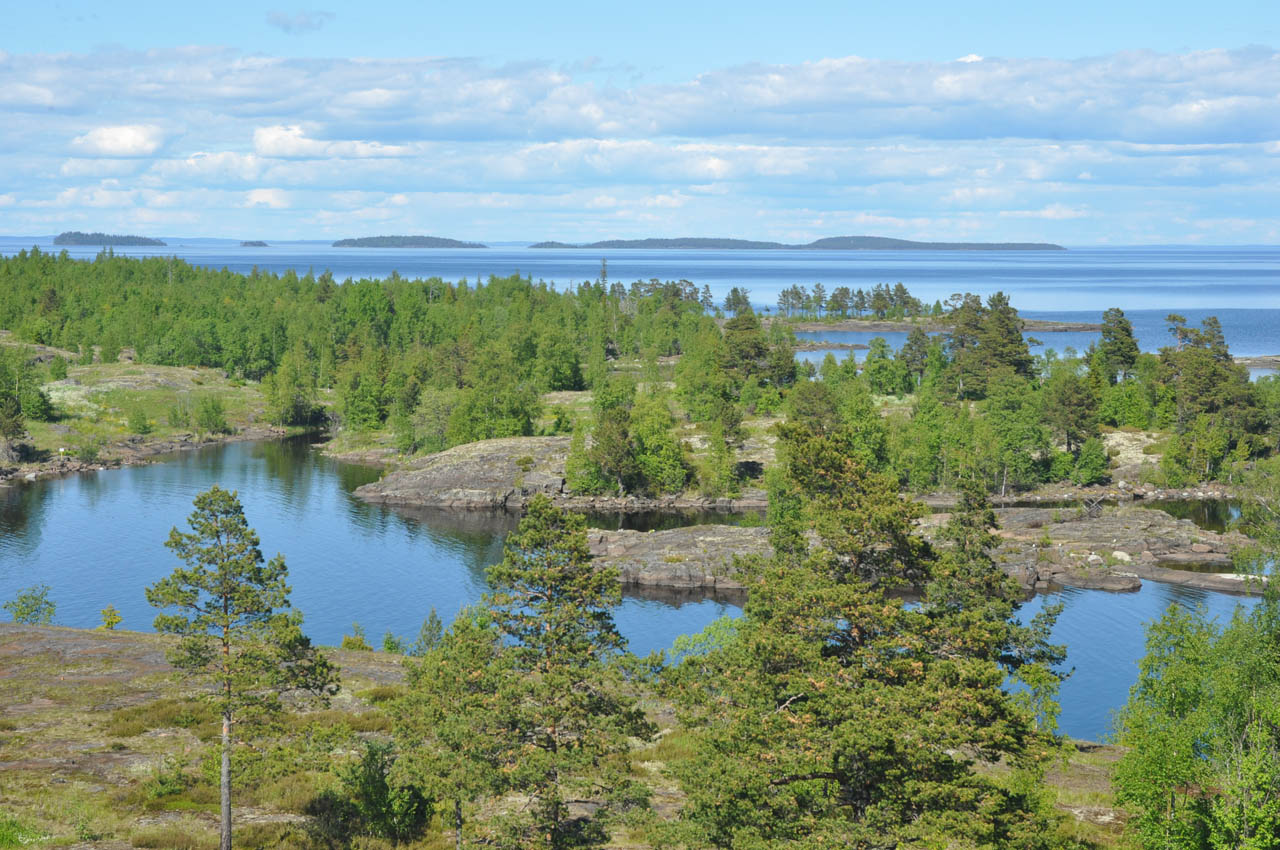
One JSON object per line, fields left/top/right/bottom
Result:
{"left": 245, "top": 188, "right": 290, "bottom": 208}
{"left": 253, "top": 125, "right": 410, "bottom": 158}
{"left": 71, "top": 125, "right": 165, "bottom": 157}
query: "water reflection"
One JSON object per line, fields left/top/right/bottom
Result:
{"left": 0, "top": 439, "right": 737, "bottom": 658}
{"left": 1018, "top": 583, "right": 1257, "bottom": 742}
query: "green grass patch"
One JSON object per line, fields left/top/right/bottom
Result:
{"left": 105, "top": 698, "right": 217, "bottom": 740}
{"left": 130, "top": 823, "right": 218, "bottom": 850}
{"left": 0, "top": 813, "right": 48, "bottom": 848}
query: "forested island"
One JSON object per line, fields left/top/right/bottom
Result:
{"left": 1, "top": 246, "right": 1278, "bottom": 850}
{"left": 52, "top": 230, "right": 166, "bottom": 246}
{"left": 333, "top": 235, "right": 488, "bottom": 248}
{"left": 530, "top": 235, "right": 1066, "bottom": 250}
{"left": 239, "top": 240, "right": 268, "bottom": 247}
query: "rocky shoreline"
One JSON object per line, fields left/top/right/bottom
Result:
{"left": 0, "top": 425, "right": 292, "bottom": 486}
{"left": 353, "top": 435, "right": 769, "bottom": 513}
{"left": 580, "top": 504, "right": 1262, "bottom": 599}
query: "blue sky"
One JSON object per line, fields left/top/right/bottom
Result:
{"left": 2, "top": 1, "right": 1279, "bottom": 243}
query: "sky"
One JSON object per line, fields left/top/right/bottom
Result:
{"left": 2, "top": 0, "right": 1279, "bottom": 244}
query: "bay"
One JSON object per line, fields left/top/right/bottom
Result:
{"left": 0, "top": 439, "right": 736, "bottom": 661}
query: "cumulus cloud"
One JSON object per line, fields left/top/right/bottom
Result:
{"left": 71, "top": 125, "right": 165, "bottom": 157}
{"left": 266, "top": 10, "right": 334, "bottom": 34}
{"left": 1, "top": 47, "right": 1279, "bottom": 240}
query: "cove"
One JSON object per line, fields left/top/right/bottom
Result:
{"left": 0, "top": 438, "right": 736, "bottom": 660}
{"left": 0, "top": 437, "right": 1260, "bottom": 743}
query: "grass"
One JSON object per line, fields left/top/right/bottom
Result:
{"left": 105, "top": 697, "right": 218, "bottom": 740}
{"left": 19, "top": 358, "right": 289, "bottom": 464}
{"left": 0, "top": 813, "right": 48, "bottom": 848}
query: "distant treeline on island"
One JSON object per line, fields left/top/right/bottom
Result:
{"left": 529, "top": 236, "right": 1065, "bottom": 251}
{"left": 332, "top": 235, "right": 488, "bottom": 248}
{"left": 240, "top": 240, "right": 269, "bottom": 248}
{"left": 54, "top": 231, "right": 166, "bottom": 247}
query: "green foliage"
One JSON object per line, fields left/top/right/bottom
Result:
{"left": 128, "top": 406, "right": 152, "bottom": 435}
{"left": 0, "top": 813, "right": 48, "bottom": 848}
{"left": 49, "top": 355, "right": 68, "bottom": 380}
{"left": 1071, "top": 436, "right": 1109, "bottom": 486}
{"left": 380, "top": 631, "right": 405, "bottom": 654}
{"left": 332, "top": 741, "right": 432, "bottom": 843}
{"left": 395, "top": 497, "right": 653, "bottom": 848}
{"left": 145, "top": 485, "right": 339, "bottom": 848}
{"left": 167, "top": 400, "right": 191, "bottom": 428}
{"left": 193, "top": 395, "right": 230, "bottom": 435}
{"left": 565, "top": 419, "right": 611, "bottom": 495}
{"left": 341, "top": 623, "right": 374, "bottom": 652}
{"left": 99, "top": 604, "right": 123, "bottom": 630}
{"left": 4, "top": 582, "right": 55, "bottom": 624}
{"left": 407, "top": 607, "right": 443, "bottom": 657}
{"left": 74, "top": 438, "right": 101, "bottom": 463}
{"left": 1113, "top": 588, "right": 1280, "bottom": 849}
{"left": 696, "top": 422, "right": 739, "bottom": 498}
{"left": 664, "top": 429, "right": 1067, "bottom": 848}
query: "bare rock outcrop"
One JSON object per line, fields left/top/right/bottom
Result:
{"left": 589, "top": 525, "right": 771, "bottom": 591}
{"left": 356, "top": 436, "right": 570, "bottom": 509}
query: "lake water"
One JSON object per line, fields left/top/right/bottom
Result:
{"left": 0, "top": 439, "right": 736, "bottom": 661}
{"left": 0, "top": 437, "right": 1261, "bottom": 743}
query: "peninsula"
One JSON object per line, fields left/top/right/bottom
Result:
{"left": 53, "top": 231, "right": 166, "bottom": 247}
{"left": 332, "top": 235, "right": 488, "bottom": 248}
{"left": 530, "top": 235, "right": 1065, "bottom": 250}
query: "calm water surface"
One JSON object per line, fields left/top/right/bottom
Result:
{"left": 0, "top": 439, "right": 735, "bottom": 660}
{"left": 0, "top": 438, "right": 1263, "bottom": 743}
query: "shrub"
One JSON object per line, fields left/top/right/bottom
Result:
{"left": 128, "top": 406, "right": 152, "bottom": 435}
{"left": 99, "top": 604, "right": 122, "bottom": 630}
{"left": 168, "top": 401, "right": 191, "bottom": 428}
{"left": 4, "top": 583, "right": 55, "bottom": 624}
{"left": 49, "top": 356, "right": 68, "bottom": 380}
{"left": 194, "top": 396, "right": 230, "bottom": 434}
{"left": 341, "top": 623, "right": 373, "bottom": 652}
{"left": 74, "top": 440, "right": 101, "bottom": 463}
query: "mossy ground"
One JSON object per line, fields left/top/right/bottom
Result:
{"left": 1, "top": 624, "right": 1126, "bottom": 849}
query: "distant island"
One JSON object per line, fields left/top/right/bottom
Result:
{"left": 54, "top": 231, "right": 166, "bottom": 247}
{"left": 332, "top": 235, "right": 488, "bottom": 249}
{"left": 530, "top": 235, "right": 1065, "bottom": 251}
{"left": 240, "top": 240, "right": 269, "bottom": 248}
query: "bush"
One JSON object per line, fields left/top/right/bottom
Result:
{"left": 128, "top": 406, "right": 152, "bottom": 435}
{"left": 341, "top": 623, "right": 373, "bottom": 651}
{"left": 1071, "top": 437, "right": 1109, "bottom": 486}
{"left": 168, "top": 401, "right": 191, "bottom": 428}
{"left": 4, "top": 583, "right": 55, "bottom": 624}
{"left": 74, "top": 440, "right": 101, "bottom": 463}
{"left": 99, "top": 604, "right": 122, "bottom": 630}
{"left": 194, "top": 396, "right": 230, "bottom": 434}
{"left": 49, "top": 356, "right": 68, "bottom": 380}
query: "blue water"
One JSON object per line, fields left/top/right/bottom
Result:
{"left": 3, "top": 239, "right": 1278, "bottom": 314}
{"left": 1019, "top": 585, "right": 1257, "bottom": 742}
{"left": 0, "top": 436, "right": 1264, "bottom": 742}
{"left": 0, "top": 439, "right": 735, "bottom": 660}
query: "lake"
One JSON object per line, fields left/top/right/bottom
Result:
{"left": 0, "top": 438, "right": 1260, "bottom": 743}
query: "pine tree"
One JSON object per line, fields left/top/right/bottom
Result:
{"left": 146, "top": 486, "right": 338, "bottom": 850}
